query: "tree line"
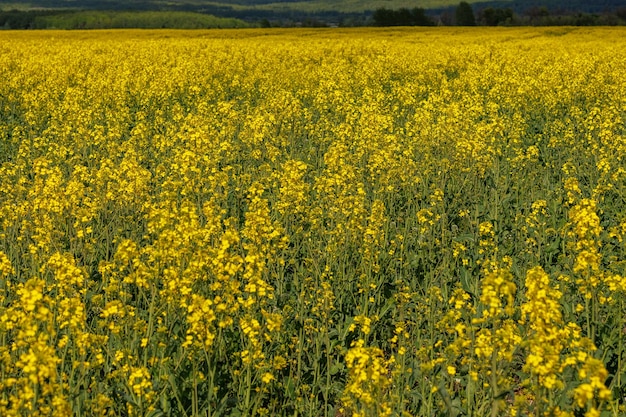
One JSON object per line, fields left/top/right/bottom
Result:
{"left": 371, "top": 8, "right": 434, "bottom": 27}
{"left": 2, "top": 3, "right": 626, "bottom": 29}
{"left": 0, "top": 10, "right": 248, "bottom": 30}
{"left": 373, "top": 2, "right": 626, "bottom": 27}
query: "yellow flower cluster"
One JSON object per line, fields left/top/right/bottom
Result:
{"left": 520, "top": 265, "right": 611, "bottom": 415}
{"left": 341, "top": 339, "right": 393, "bottom": 417}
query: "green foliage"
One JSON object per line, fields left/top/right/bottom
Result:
{"left": 479, "top": 7, "right": 513, "bottom": 26}
{"left": 2, "top": 0, "right": 626, "bottom": 27}
{"left": 33, "top": 11, "right": 249, "bottom": 29}
{"left": 455, "top": 1, "right": 476, "bottom": 26}
{"left": 372, "top": 7, "right": 434, "bottom": 26}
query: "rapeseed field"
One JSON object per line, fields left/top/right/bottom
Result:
{"left": 1, "top": 27, "right": 625, "bottom": 416}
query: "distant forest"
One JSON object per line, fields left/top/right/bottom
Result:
{"left": 372, "top": 0, "right": 626, "bottom": 26}
{"left": 0, "top": 10, "right": 249, "bottom": 29}
{"left": 1, "top": 0, "right": 626, "bottom": 28}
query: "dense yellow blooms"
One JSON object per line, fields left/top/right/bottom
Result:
{"left": 1, "top": 27, "right": 625, "bottom": 416}
{"left": 342, "top": 339, "right": 393, "bottom": 417}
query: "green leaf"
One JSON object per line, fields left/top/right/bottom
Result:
{"left": 330, "top": 362, "right": 345, "bottom": 376}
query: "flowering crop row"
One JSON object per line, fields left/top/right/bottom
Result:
{"left": 1, "top": 27, "right": 625, "bottom": 416}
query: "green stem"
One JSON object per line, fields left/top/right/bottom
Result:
{"left": 244, "top": 360, "right": 252, "bottom": 415}
{"left": 585, "top": 295, "right": 591, "bottom": 340}
{"left": 618, "top": 299, "right": 623, "bottom": 391}
{"left": 192, "top": 362, "right": 199, "bottom": 417}
{"left": 490, "top": 347, "right": 499, "bottom": 417}
{"left": 325, "top": 328, "right": 331, "bottom": 417}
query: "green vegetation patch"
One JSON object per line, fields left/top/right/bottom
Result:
{"left": 8, "top": 10, "right": 250, "bottom": 29}
{"left": 189, "top": 0, "right": 500, "bottom": 13}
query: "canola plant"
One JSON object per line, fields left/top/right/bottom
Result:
{"left": 0, "top": 27, "right": 625, "bottom": 416}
